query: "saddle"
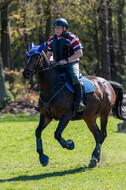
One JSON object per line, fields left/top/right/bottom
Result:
{"left": 35, "top": 72, "right": 95, "bottom": 121}
{"left": 60, "top": 73, "right": 95, "bottom": 120}
{"left": 66, "top": 75, "right": 95, "bottom": 94}
{"left": 60, "top": 72, "right": 95, "bottom": 94}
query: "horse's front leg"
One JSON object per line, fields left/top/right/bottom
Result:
{"left": 35, "top": 114, "right": 52, "bottom": 167}
{"left": 54, "top": 114, "right": 75, "bottom": 150}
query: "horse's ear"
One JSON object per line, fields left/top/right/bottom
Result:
{"left": 38, "top": 42, "right": 46, "bottom": 53}
{"left": 30, "top": 42, "right": 34, "bottom": 50}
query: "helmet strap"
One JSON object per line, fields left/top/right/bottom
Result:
{"left": 61, "top": 27, "right": 66, "bottom": 36}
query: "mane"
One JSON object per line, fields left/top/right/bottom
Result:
{"left": 42, "top": 51, "right": 60, "bottom": 72}
{"left": 42, "top": 51, "right": 50, "bottom": 68}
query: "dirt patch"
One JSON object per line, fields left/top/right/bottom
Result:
{"left": 1, "top": 96, "right": 37, "bottom": 114}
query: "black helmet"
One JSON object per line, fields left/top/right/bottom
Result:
{"left": 52, "top": 18, "right": 68, "bottom": 28}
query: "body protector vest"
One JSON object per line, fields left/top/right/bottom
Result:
{"left": 51, "top": 32, "right": 74, "bottom": 62}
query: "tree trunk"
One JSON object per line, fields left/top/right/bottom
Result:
{"left": 44, "top": 0, "right": 52, "bottom": 42}
{"left": 107, "top": 0, "right": 116, "bottom": 80}
{"left": 117, "top": 0, "right": 125, "bottom": 75}
{"left": 93, "top": 9, "right": 100, "bottom": 76}
{"left": 98, "top": 0, "right": 109, "bottom": 79}
{"left": 1, "top": 6, "right": 13, "bottom": 70}
{"left": 36, "top": 0, "right": 52, "bottom": 44}
{"left": 36, "top": 0, "right": 45, "bottom": 44}
{"left": 22, "top": 3, "right": 29, "bottom": 52}
{"left": 0, "top": 51, "right": 7, "bottom": 105}
{"left": 0, "top": 0, "right": 13, "bottom": 11}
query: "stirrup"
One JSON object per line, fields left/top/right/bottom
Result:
{"left": 77, "top": 101, "right": 86, "bottom": 112}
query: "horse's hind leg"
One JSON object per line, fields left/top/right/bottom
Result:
{"left": 99, "top": 111, "right": 109, "bottom": 144}
{"left": 91, "top": 111, "right": 110, "bottom": 166}
{"left": 54, "top": 114, "right": 75, "bottom": 150}
{"left": 85, "top": 117, "right": 102, "bottom": 168}
{"left": 35, "top": 114, "right": 52, "bottom": 167}
{"left": 86, "top": 111, "right": 110, "bottom": 168}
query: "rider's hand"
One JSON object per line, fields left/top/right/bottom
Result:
{"left": 59, "top": 60, "right": 67, "bottom": 65}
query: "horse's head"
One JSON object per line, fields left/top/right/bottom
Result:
{"left": 23, "top": 42, "right": 46, "bottom": 79}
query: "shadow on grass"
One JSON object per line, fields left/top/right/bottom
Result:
{"left": 0, "top": 167, "right": 91, "bottom": 182}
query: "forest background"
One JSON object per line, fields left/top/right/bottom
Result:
{"left": 0, "top": 0, "right": 126, "bottom": 111}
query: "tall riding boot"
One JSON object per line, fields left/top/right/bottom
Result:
{"left": 74, "top": 82, "right": 86, "bottom": 112}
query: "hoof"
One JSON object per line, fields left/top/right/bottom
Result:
{"left": 39, "top": 154, "right": 49, "bottom": 167}
{"left": 88, "top": 157, "right": 98, "bottom": 168}
{"left": 66, "top": 140, "right": 75, "bottom": 150}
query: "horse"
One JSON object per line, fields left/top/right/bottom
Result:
{"left": 23, "top": 42, "right": 126, "bottom": 168}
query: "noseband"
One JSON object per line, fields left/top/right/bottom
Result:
{"left": 24, "top": 53, "right": 60, "bottom": 78}
{"left": 24, "top": 54, "right": 44, "bottom": 76}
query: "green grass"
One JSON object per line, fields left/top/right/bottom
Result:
{"left": 0, "top": 113, "right": 126, "bottom": 190}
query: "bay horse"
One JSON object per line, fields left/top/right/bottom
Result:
{"left": 23, "top": 42, "right": 126, "bottom": 168}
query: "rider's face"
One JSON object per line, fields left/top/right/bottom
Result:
{"left": 54, "top": 26, "right": 64, "bottom": 37}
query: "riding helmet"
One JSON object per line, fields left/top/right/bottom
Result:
{"left": 52, "top": 18, "right": 68, "bottom": 28}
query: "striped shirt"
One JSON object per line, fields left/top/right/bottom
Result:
{"left": 47, "top": 33, "right": 83, "bottom": 52}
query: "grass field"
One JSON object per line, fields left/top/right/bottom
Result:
{"left": 0, "top": 113, "right": 126, "bottom": 190}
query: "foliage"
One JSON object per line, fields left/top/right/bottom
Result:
{"left": 0, "top": 0, "right": 126, "bottom": 102}
{"left": 0, "top": 94, "right": 12, "bottom": 112}
{"left": 0, "top": 114, "right": 126, "bottom": 189}
{"left": 4, "top": 69, "right": 26, "bottom": 98}
{"left": 0, "top": 68, "right": 39, "bottom": 111}
{"left": 8, "top": 0, "right": 126, "bottom": 79}
{"left": 4, "top": 68, "right": 38, "bottom": 99}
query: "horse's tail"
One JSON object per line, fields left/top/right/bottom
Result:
{"left": 109, "top": 81, "right": 126, "bottom": 120}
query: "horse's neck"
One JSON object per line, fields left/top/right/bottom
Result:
{"left": 39, "top": 69, "right": 58, "bottom": 92}
{"left": 39, "top": 54, "right": 58, "bottom": 92}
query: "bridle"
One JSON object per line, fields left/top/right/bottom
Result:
{"left": 24, "top": 53, "right": 44, "bottom": 77}
{"left": 23, "top": 52, "right": 66, "bottom": 120}
{"left": 24, "top": 53, "right": 60, "bottom": 78}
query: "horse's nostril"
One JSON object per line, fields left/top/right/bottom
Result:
{"left": 23, "top": 71, "right": 31, "bottom": 79}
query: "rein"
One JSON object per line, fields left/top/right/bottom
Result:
{"left": 39, "top": 81, "right": 66, "bottom": 120}
{"left": 24, "top": 55, "right": 44, "bottom": 77}
{"left": 25, "top": 52, "right": 66, "bottom": 120}
{"left": 40, "top": 75, "right": 60, "bottom": 94}
{"left": 37, "top": 63, "right": 60, "bottom": 73}
{"left": 25, "top": 52, "right": 60, "bottom": 75}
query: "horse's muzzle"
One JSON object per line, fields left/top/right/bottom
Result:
{"left": 23, "top": 70, "right": 32, "bottom": 79}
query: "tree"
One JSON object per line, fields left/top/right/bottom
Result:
{"left": 1, "top": 5, "right": 14, "bottom": 70}
{"left": 0, "top": 49, "right": 7, "bottom": 106}
{"left": 0, "top": 0, "right": 13, "bottom": 105}
{"left": 107, "top": 0, "right": 116, "bottom": 80}
{"left": 2, "top": 0, "right": 125, "bottom": 84}
{"left": 117, "top": 0, "right": 125, "bottom": 76}
{"left": 35, "top": 0, "right": 52, "bottom": 44}
{"left": 0, "top": 0, "right": 13, "bottom": 11}
{"left": 98, "top": 0, "right": 109, "bottom": 79}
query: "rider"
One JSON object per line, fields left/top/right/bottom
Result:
{"left": 47, "top": 18, "right": 86, "bottom": 112}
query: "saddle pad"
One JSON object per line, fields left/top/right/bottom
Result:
{"left": 66, "top": 76, "right": 95, "bottom": 94}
